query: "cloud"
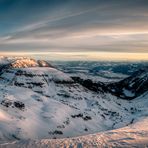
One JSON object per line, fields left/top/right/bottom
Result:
{"left": 0, "top": 0, "right": 148, "bottom": 54}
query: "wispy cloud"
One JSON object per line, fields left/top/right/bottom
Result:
{"left": 0, "top": 0, "right": 148, "bottom": 58}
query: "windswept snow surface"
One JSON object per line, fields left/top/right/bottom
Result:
{"left": 0, "top": 117, "right": 148, "bottom": 148}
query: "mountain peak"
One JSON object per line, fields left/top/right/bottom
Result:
{"left": 8, "top": 57, "right": 53, "bottom": 68}
{"left": 10, "top": 58, "right": 38, "bottom": 68}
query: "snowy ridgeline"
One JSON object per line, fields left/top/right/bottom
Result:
{"left": 0, "top": 57, "right": 147, "bottom": 147}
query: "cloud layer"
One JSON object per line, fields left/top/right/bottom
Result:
{"left": 0, "top": 0, "right": 148, "bottom": 56}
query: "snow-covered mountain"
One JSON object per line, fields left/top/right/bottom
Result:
{"left": 108, "top": 67, "right": 148, "bottom": 99}
{"left": 71, "top": 66, "right": 148, "bottom": 100}
{"left": 0, "top": 57, "right": 147, "bottom": 147}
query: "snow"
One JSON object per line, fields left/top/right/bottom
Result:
{"left": 0, "top": 85, "right": 125, "bottom": 140}
{"left": 11, "top": 58, "right": 39, "bottom": 68}
{"left": 98, "top": 70, "right": 128, "bottom": 79}
{"left": 0, "top": 57, "right": 147, "bottom": 147}
{"left": 0, "top": 110, "right": 10, "bottom": 121}
{"left": 123, "top": 89, "right": 135, "bottom": 97}
{"left": 0, "top": 67, "right": 147, "bottom": 142}
{"left": 1, "top": 117, "right": 148, "bottom": 148}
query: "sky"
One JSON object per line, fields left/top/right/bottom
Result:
{"left": 0, "top": 0, "right": 148, "bottom": 61}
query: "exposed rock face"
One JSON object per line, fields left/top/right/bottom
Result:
{"left": 9, "top": 58, "right": 55, "bottom": 69}
{"left": 71, "top": 76, "right": 106, "bottom": 93}
{"left": 10, "top": 58, "right": 38, "bottom": 68}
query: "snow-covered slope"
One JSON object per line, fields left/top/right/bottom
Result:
{"left": 0, "top": 67, "right": 72, "bottom": 95}
{"left": 108, "top": 67, "right": 148, "bottom": 99}
{"left": 0, "top": 71, "right": 136, "bottom": 141}
{"left": 1, "top": 117, "right": 148, "bottom": 148}
{"left": 0, "top": 57, "right": 147, "bottom": 147}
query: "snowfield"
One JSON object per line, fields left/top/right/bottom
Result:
{"left": 0, "top": 57, "right": 147, "bottom": 147}
{"left": 1, "top": 117, "right": 148, "bottom": 148}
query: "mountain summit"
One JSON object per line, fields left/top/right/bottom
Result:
{"left": 9, "top": 58, "right": 54, "bottom": 68}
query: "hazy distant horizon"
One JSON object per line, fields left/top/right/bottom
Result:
{"left": 0, "top": 51, "right": 148, "bottom": 61}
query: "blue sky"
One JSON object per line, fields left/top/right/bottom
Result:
{"left": 0, "top": 0, "right": 148, "bottom": 60}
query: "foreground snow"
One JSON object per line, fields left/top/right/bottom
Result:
{"left": 0, "top": 117, "right": 148, "bottom": 148}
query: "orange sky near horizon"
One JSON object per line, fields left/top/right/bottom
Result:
{"left": 0, "top": 51, "right": 148, "bottom": 61}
